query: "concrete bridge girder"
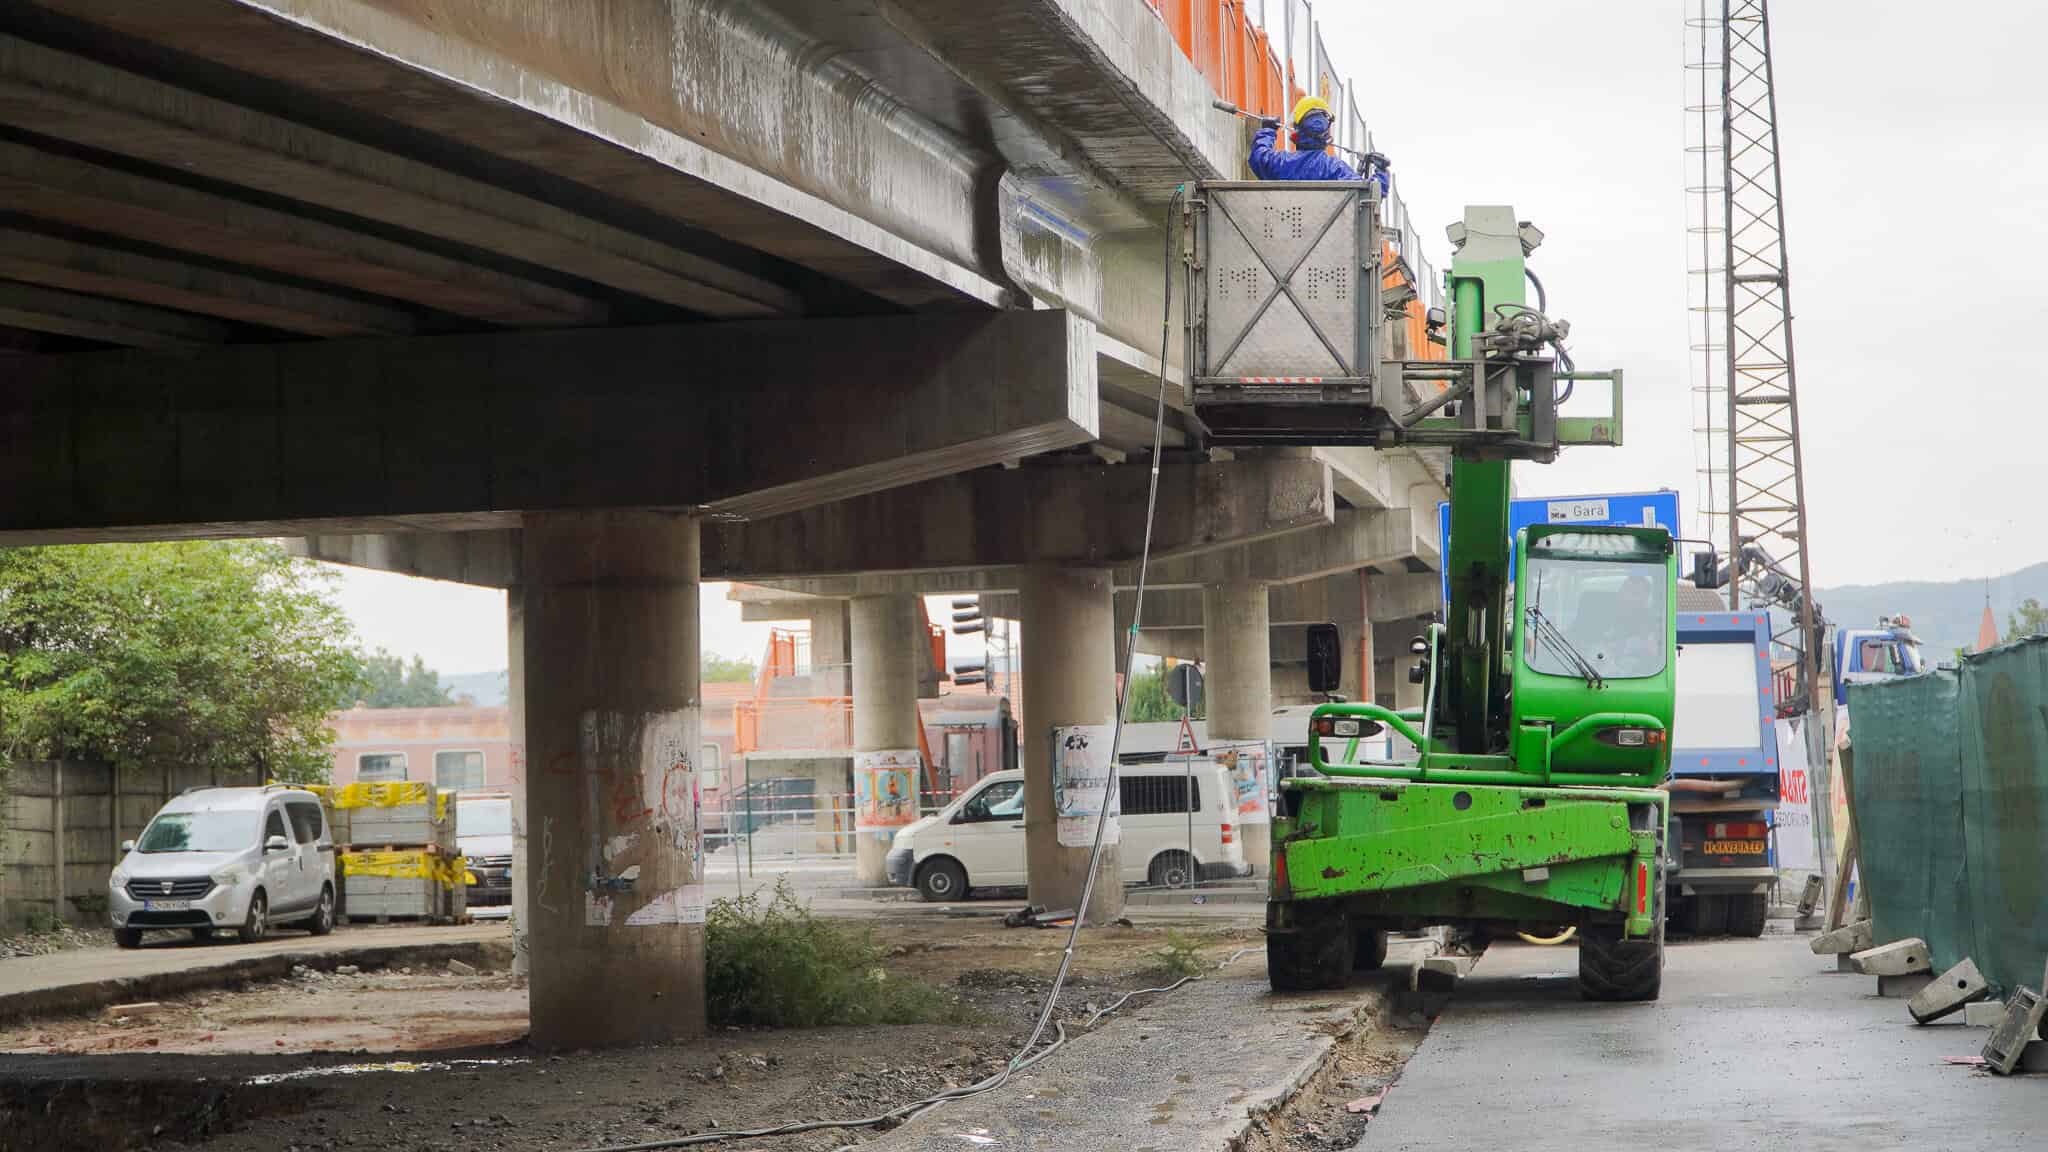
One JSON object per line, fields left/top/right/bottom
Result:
{"left": 0, "top": 309, "right": 1098, "bottom": 545}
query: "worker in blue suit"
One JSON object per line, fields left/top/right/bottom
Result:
{"left": 1251, "top": 97, "right": 1388, "bottom": 194}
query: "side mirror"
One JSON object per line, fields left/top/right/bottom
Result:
{"left": 265, "top": 835, "right": 290, "bottom": 853}
{"left": 1691, "top": 548, "right": 1726, "bottom": 589}
{"left": 1305, "top": 623, "right": 1343, "bottom": 694}
{"left": 119, "top": 839, "right": 136, "bottom": 854}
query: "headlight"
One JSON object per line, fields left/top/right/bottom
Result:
{"left": 212, "top": 865, "right": 246, "bottom": 885}
{"left": 110, "top": 868, "right": 129, "bottom": 888}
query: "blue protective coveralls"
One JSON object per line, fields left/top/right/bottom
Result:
{"left": 1250, "top": 113, "right": 1359, "bottom": 182}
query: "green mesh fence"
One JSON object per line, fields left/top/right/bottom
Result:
{"left": 1956, "top": 638, "right": 2048, "bottom": 994}
{"left": 1846, "top": 668, "right": 1975, "bottom": 974}
{"left": 1848, "top": 636, "right": 2048, "bottom": 995}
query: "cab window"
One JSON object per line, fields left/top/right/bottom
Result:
{"left": 1524, "top": 556, "right": 1668, "bottom": 680}
{"left": 957, "top": 780, "right": 1023, "bottom": 823}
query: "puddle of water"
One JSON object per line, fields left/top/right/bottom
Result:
{"left": 246, "top": 1057, "right": 528, "bottom": 1086}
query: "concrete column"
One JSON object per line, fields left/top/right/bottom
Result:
{"left": 523, "top": 510, "right": 704, "bottom": 1050}
{"left": 810, "top": 600, "right": 852, "bottom": 696}
{"left": 850, "top": 593, "right": 925, "bottom": 885}
{"left": 1020, "top": 566, "right": 1124, "bottom": 924}
{"left": 1204, "top": 581, "right": 1273, "bottom": 877}
{"left": 507, "top": 584, "right": 529, "bottom": 978}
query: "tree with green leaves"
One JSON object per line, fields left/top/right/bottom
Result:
{"left": 357, "top": 648, "right": 455, "bottom": 708}
{"left": 2005, "top": 597, "right": 2048, "bottom": 642}
{"left": 1124, "top": 662, "right": 1189, "bottom": 723}
{"left": 703, "top": 653, "right": 758, "bottom": 684}
{"left": 0, "top": 542, "right": 364, "bottom": 784}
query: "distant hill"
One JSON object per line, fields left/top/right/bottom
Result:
{"left": 1818, "top": 562, "right": 2048, "bottom": 660}
{"left": 444, "top": 668, "right": 508, "bottom": 707}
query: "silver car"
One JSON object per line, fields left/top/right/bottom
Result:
{"left": 109, "top": 785, "right": 337, "bottom": 948}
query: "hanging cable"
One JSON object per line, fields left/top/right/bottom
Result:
{"left": 572, "top": 186, "right": 1191, "bottom": 1152}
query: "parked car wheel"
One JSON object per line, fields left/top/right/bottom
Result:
{"left": 237, "top": 890, "right": 269, "bottom": 944}
{"left": 114, "top": 927, "right": 143, "bottom": 950}
{"left": 308, "top": 884, "right": 336, "bottom": 936}
{"left": 1148, "top": 850, "right": 1197, "bottom": 889}
{"left": 916, "top": 857, "right": 967, "bottom": 902}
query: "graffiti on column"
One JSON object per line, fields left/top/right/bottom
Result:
{"left": 856, "top": 749, "right": 921, "bottom": 838}
{"left": 569, "top": 709, "right": 706, "bottom": 928}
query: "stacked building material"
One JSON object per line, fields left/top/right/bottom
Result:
{"left": 332, "top": 782, "right": 465, "bottom": 923}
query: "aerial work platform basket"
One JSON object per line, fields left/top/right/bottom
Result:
{"left": 1183, "top": 189, "right": 1622, "bottom": 456}
{"left": 1184, "top": 181, "right": 1384, "bottom": 445}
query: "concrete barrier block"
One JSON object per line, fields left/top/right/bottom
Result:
{"left": 1983, "top": 987, "right": 2047, "bottom": 1075}
{"left": 1910, "top": 958, "right": 1992, "bottom": 1024}
{"left": 1852, "top": 938, "right": 1931, "bottom": 976}
{"left": 1964, "top": 1000, "right": 2008, "bottom": 1027}
{"left": 1811, "top": 919, "right": 1872, "bottom": 955}
{"left": 1878, "top": 972, "right": 1934, "bottom": 999}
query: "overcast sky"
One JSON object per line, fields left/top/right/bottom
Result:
{"left": 327, "top": 2, "right": 2047, "bottom": 674}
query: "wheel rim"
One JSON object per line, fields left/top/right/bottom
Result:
{"left": 318, "top": 889, "right": 333, "bottom": 930}
{"left": 928, "top": 871, "right": 954, "bottom": 896}
{"left": 249, "top": 896, "right": 267, "bottom": 937}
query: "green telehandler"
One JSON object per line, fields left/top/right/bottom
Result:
{"left": 1182, "top": 185, "right": 1674, "bottom": 1000}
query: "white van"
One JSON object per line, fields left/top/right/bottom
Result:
{"left": 109, "top": 785, "right": 337, "bottom": 948}
{"left": 884, "top": 764, "right": 1252, "bottom": 901}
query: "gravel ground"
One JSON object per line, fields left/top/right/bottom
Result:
{"left": 0, "top": 922, "right": 111, "bottom": 959}
{"left": 0, "top": 914, "right": 1263, "bottom": 1152}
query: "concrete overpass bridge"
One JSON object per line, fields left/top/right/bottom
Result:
{"left": 0, "top": 0, "right": 1445, "bottom": 1047}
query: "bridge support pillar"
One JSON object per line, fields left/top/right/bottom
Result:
{"left": 1205, "top": 581, "right": 1272, "bottom": 877}
{"left": 523, "top": 510, "right": 705, "bottom": 1049}
{"left": 851, "top": 593, "right": 926, "bottom": 885}
{"left": 1021, "top": 566, "right": 1124, "bottom": 924}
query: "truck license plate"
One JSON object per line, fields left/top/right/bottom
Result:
{"left": 1703, "top": 839, "right": 1765, "bottom": 855}
{"left": 143, "top": 899, "right": 191, "bottom": 911}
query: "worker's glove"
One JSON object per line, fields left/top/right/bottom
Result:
{"left": 1259, "top": 117, "right": 1281, "bottom": 130}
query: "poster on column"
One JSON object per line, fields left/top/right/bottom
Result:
{"left": 1771, "top": 717, "right": 1817, "bottom": 872}
{"left": 1209, "top": 740, "right": 1274, "bottom": 825}
{"left": 855, "top": 750, "right": 921, "bottom": 838}
{"left": 1052, "top": 725, "right": 1121, "bottom": 848}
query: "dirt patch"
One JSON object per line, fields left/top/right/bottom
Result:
{"left": 1240, "top": 984, "right": 1430, "bottom": 1151}
{"left": 0, "top": 923, "right": 110, "bottom": 959}
{"left": 0, "top": 913, "right": 1260, "bottom": 1151}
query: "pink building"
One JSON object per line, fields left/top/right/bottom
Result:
{"left": 327, "top": 705, "right": 514, "bottom": 792}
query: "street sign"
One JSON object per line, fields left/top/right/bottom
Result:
{"left": 1175, "top": 715, "right": 1201, "bottom": 754}
{"left": 1437, "top": 489, "right": 1681, "bottom": 605}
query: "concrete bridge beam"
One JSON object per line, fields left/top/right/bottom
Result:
{"left": 1, "top": 309, "right": 1096, "bottom": 544}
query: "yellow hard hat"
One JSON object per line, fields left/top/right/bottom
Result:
{"left": 1291, "top": 96, "right": 1333, "bottom": 126}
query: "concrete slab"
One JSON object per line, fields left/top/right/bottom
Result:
{"left": 1810, "top": 918, "right": 1872, "bottom": 954}
{"left": 864, "top": 945, "right": 1415, "bottom": 1151}
{"left": 1911, "top": 958, "right": 1992, "bottom": 1023}
{"left": 1361, "top": 936, "right": 2048, "bottom": 1150}
{"left": 1878, "top": 972, "right": 1935, "bottom": 999}
{"left": 1965, "top": 999, "right": 2009, "bottom": 1027}
{"left": 1853, "top": 938, "right": 1931, "bottom": 976}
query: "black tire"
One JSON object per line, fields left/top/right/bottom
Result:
{"left": 308, "top": 884, "right": 336, "bottom": 936}
{"left": 114, "top": 927, "right": 143, "bottom": 950}
{"left": 1268, "top": 906, "right": 1354, "bottom": 992}
{"left": 237, "top": 890, "right": 269, "bottom": 944}
{"left": 1353, "top": 920, "right": 1390, "bottom": 971}
{"left": 915, "top": 857, "right": 967, "bottom": 903}
{"left": 1577, "top": 925, "right": 1663, "bottom": 1001}
{"left": 1147, "top": 850, "right": 1197, "bottom": 889}
{"left": 1694, "top": 893, "right": 1731, "bottom": 937}
{"left": 1729, "top": 891, "right": 1768, "bottom": 938}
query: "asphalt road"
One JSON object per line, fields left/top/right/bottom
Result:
{"left": 1364, "top": 933, "right": 2046, "bottom": 1151}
